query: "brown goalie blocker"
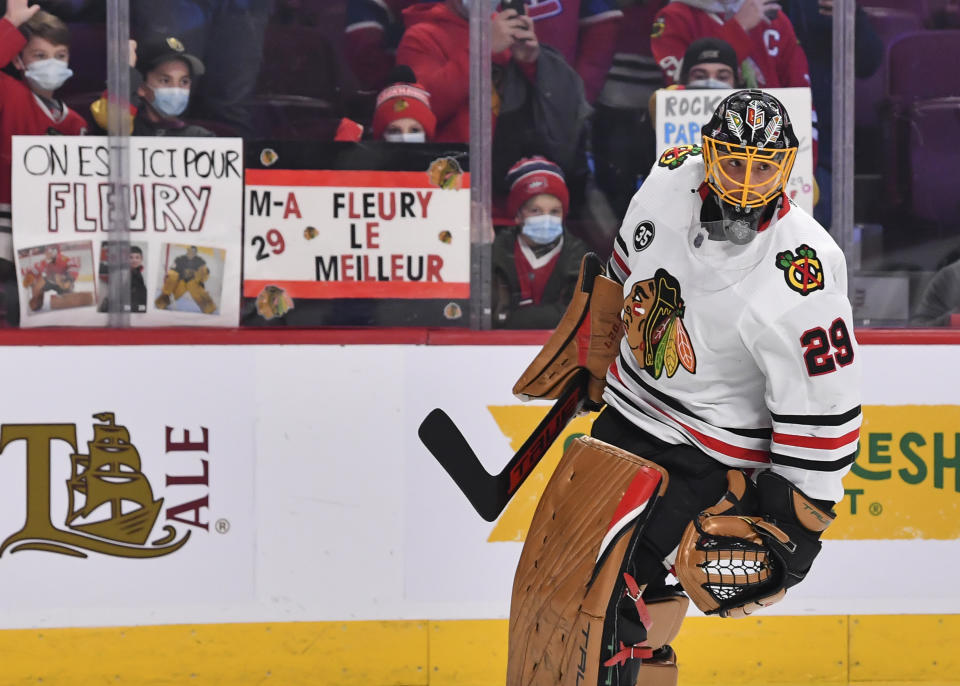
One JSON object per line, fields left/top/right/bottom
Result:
{"left": 508, "top": 436, "right": 673, "bottom": 686}
{"left": 512, "top": 253, "right": 623, "bottom": 406}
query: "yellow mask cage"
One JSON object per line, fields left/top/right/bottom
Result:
{"left": 701, "top": 135, "right": 797, "bottom": 209}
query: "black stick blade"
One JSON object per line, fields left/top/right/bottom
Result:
{"left": 418, "top": 408, "right": 503, "bottom": 521}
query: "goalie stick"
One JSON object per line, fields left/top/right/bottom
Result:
{"left": 418, "top": 368, "right": 589, "bottom": 521}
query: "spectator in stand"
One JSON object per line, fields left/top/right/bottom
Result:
{"left": 911, "top": 252, "right": 960, "bottom": 327}
{"left": 344, "top": 0, "right": 441, "bottom": 91}
{"left": 650, "top": 0, "right": 818, "bottom": 164}
{"left": 396, "top": 0, "right": 540, "bottom": 143}
{"left": 492, "top": 156, "right": 589, "bottom": 329}
{"left": 651, "top": 0, "right": 810, "bottom": 90}
{"left": 0, "top": 1, "right": 88, "bottom": 326}
{"left": 781, "top": 0, "right": 882, "bottom": 227}
{"left": 592, "top": 0, "right": 667, "bottom": 222}
{"left": 647, "top": 37, "right": 741, "bottom": 126}
{"left": 371, "top": 67, "right": 437, "bottom": 142}
{"left": 679, "top": 36, "right": 739, "bottom": 88}
{"left": 521, "top": 0, "right": 623, "bottom": 105}
{"left": 347, "top": 0, "right": 622, "bottom": 103}
{"left": 91, "top": 35, "right": 213, "bottom": 137}
{"left": 130, "top": 0, "right": 272, "bottom": 136}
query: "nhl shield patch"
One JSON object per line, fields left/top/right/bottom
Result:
{"left": 775, "top": 244, "right": 825, "bottom": 296}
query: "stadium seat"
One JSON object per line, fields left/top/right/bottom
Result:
{"left": 887, "top": 30, "right": 960, "bottom": 100}
{"left": 905, "top": 97, "right": 960, "bottom": 227}
{"left": 255, "top": 24, "right": 341, "bottom": 104}
{"left": 856, "top": 8, "right": 922, "bottom": 128}
{"left": 861, "top": 0, "right": 930, "bottom": 22}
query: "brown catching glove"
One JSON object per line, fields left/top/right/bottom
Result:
{"left": 674, "top": 470, "right": 835, "bottom": 618}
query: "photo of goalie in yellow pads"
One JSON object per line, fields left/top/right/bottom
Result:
{"left": 154, "top": 243, "right": 226, "bottom": 315}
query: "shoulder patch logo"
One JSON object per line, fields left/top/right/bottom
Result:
{"left": 657, "top": 144, "right": 702, "bottom": 170}
{"left": 623, "top": 268, "right": 696, "bottom": 379}
{"left": 776, "top": 244, "right": 825, "bottom": 296}
{"left": 633, "top": 221, "right": 655, "bottom": 252}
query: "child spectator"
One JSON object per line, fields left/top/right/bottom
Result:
{"left": 91, "top": 35, "right": 213, "bottom": 137}
{"left": 371, "top": 69, "right": 437, "bottom": 142}
{"left": 492, "top": 156, "right": 589, "bottom": 329}
{"left": 0, "top": 1, "right": 88, "bottom": 325}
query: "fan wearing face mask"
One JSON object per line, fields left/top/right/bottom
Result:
{"left": 91, "top": 34, "right": 213, "bottom": 137}
{"left": 371, "top": 71, "right": 437, "bottom": 144}
{"left": 0, "top": 1, "right": 88, "bottom": 326}
{"left": 492, "top": 156, "right": 588, "bottom": 329}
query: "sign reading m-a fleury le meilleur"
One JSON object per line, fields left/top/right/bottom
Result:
{"left": 10, "top": 136, "right": 243, "bottom": 327}
{"left": 242, "top": 150, "right": 470, "bottom": 327}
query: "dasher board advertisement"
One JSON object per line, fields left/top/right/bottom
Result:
{"left": 10, "top": 136, "right": 243, "bottom": 327}
{"left": 654, "top": 87, "right": 814, "bottom": 214}
{"left": 0, "top": 345, "right": 255, "bottom": 629}
{"left": 242, "top": 141, "right": 470, "bottom": 327}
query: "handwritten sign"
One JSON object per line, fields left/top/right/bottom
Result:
{"left": 242, "top": 143, "right": 470, "bottom": 326}
{"left": 11, "top": 136, "right": 243, "bottom": 327}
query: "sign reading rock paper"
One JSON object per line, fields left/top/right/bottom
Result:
{"left": 11, "top": 136, "right": 243, "bottom": 327}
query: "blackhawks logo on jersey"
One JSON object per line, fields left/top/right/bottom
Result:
{"left": 775, "top": 244, "right": 825, "bottom": 296}
{"left": 623, "top": 269, "right": 697, "bottom": 379}
{"left": 658, "top": 144, "right": 702, "bottom": 170}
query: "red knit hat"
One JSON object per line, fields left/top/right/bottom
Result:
{"left": 371, "top": 82, "right": 437, "bottom": 140}
{"left": 506, "top": 156, "right": 570, "bottom": 220}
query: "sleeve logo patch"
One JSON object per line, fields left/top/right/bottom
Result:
{"left": 657, "top": 144, "right": 702, "bottom": 170}
{"left": 776, "top": 244, "right": 825, "bottom": 295}
{"left": 633, "top": 221, "right": 655, "bottom": 252}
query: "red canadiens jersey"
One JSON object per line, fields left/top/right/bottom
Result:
{"left": 650, "top": 2, "right": 812, "bottom": 90}
{"left": 603, "top": 147, "right": 860, "bottom": 503}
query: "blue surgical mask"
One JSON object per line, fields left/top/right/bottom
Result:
{"left": 151, "top": 87, "right": 190, "bottom": 117}
{"left": 521, "top": 214, "right": 563, "bottom": 244}
{"left": 24, "top": 58, "right": 73, "bottom": 91}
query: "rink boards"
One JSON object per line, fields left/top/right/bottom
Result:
{"left": 0, "top": 338, "right": 956, "bottom": 684}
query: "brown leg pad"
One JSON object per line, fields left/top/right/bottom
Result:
{"left": 507, "top": 436, "right": 668, "bottom": 686}
{"left": 645, "top": 595, "right": 689, "bottom": 650}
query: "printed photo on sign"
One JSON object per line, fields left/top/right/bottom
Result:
{"left": 97, "top": 241, "right": 149, "bottom": 313}
{"left": 18, "top": 241, "right": 96, "bottom": 316}
{"left": 154, "top": 243, "right": 225, "bottom": 315}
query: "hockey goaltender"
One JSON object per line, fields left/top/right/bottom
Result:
{"left": 503, "top": 89, "right": 861, "bottom": 686}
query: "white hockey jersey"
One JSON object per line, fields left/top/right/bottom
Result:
{"left": 603, "top": 146, "right": 861, "bottom": 503}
